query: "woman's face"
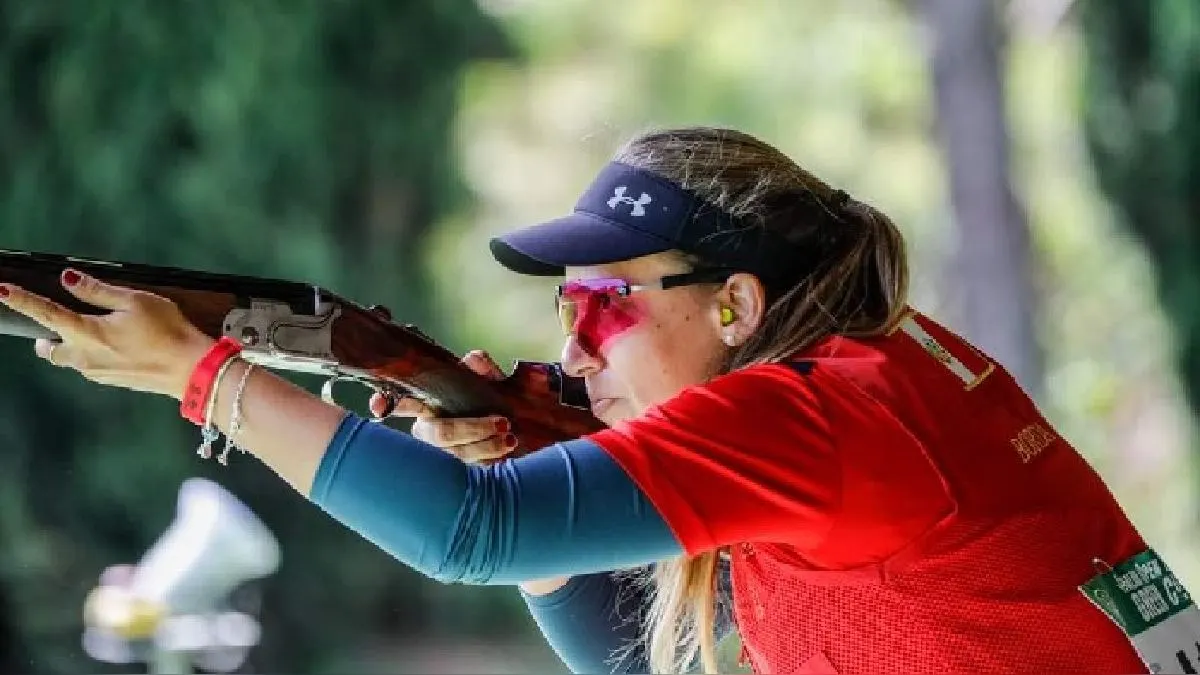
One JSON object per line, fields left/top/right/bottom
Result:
{"left": 560, "top": 253, "right": 736, "bottom": 425}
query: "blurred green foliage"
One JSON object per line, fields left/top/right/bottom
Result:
{"left": 0, "top": 1, "right": 513, "bottom": 672}
{"left": 1081, "top": 0, "right": 1200, "bottom": 469}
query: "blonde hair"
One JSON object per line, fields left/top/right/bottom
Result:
{"left": 611, "top": 127, "right": 910, "bottom": 673}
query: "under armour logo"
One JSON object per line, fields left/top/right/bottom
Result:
{"left": 607, "top": 186, "right": 652, "bottom": 217}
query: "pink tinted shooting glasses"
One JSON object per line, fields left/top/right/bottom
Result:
{"left": 554, "top": 268, "right": 733, "bottom": 356}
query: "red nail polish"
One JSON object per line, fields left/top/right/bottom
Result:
{"left": 0, "top": 286, "right": 9, "bottom": 298}
{"left": 62, "top": 270, "right": 80, "bottom": 286}
{"left": 495, "top": 419, "right": 510, "bottom": 434}
{"left": 504, "top": 433, "right": 517, "bottom": 447}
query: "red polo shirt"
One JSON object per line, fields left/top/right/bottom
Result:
{"left": 586, "top": 309, "right": 1147, "bottom": 673}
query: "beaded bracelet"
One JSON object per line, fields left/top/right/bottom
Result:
{"left": 217, "top": 363, "right": 256, "bottom": 466}
{"left": 197, "top": 356, "right": 239, "bottom": 460}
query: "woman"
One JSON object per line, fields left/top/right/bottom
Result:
{"left": 0, "top": 127, "right": 1157, "bottom": 674}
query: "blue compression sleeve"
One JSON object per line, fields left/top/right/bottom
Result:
{"left": 521, "top": 560, "right": 737, "bottom": 674}
{"left": 309, "top": 413, "right": 684, "bottom": 585}
{"left": 523, "top": 573, "right": 650, "bottom": 674}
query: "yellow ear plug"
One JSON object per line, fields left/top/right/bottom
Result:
{"left": 720, "top": 306, "right": 735, "bottom": 326}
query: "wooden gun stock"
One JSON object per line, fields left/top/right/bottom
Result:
{"left": 0, "top": 249, "right": 604, "bottom": 450}
{"left": 329, "top": 304, "right": 603, "bottom": 451}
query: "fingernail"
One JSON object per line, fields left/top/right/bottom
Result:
{"left": 62, "top": 270, "right": 80, "bottom": 287}
{"left": 0, "top": 285, "right": 9, "bottom": 299}
{"left": 503, "top": 433, "right": 517, "bottom": 448}
{"left": 494, "top": 418, "right": 510, "bottom": 434}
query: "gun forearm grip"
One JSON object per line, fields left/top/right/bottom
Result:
{"left": 331, "top": 305, "right": 605, "bottom": 447}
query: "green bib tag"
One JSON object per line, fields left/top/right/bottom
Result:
{"left": 1081, "top": 549, "right": 1200, "bottom": 673}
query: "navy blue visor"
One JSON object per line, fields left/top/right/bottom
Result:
{"left": 489, "top": 161, "right": 817, "bottom": 281}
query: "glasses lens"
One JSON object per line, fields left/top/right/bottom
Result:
{"left": 556, "top": 296, "right": 577, "bottom": 335}
{"left": 555, "top": 279, "right": 627, "bottom": 336}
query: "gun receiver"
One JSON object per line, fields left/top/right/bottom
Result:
{"left": 0, "top": 249, "right": 603, "bottom": 451}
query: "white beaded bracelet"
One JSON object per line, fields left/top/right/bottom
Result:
{"left": 196, "top": 356, "right": 239, "bottom": 461}
{"left": 217, "top": 363, "right": 256, "bottom": 466}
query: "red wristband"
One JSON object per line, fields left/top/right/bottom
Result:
{"left": 180, "top": 336, "right": 243, "bottom": 426}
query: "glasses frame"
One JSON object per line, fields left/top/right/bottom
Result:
{"left": 553, "top": 267, "right": 736, "bottom": 338}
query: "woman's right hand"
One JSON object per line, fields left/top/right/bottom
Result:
{"left": 369, "top": 350, "right": 520, "bottom": 465}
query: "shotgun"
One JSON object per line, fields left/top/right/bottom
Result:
{"left": 0, "top": 248, "right": 603, "bottom": 451}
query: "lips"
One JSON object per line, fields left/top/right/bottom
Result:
{"left": 590, "top": 397, "right": 616, "bottom": 417}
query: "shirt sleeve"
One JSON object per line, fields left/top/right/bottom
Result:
{"left": 521, "top": 559, "right": 737, "bottom": 674}
{"left": 308, "top": 413, "right": 684, "bottom": 585}
{"left": 586, "top": 362, "right": 841, "bottom": 556}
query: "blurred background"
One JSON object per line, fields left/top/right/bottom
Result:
{"left": 0, "top": 0, "right": 1197, "bottom": 672}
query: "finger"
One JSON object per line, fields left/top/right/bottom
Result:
{"left": 413, "top": 415, "right": 511, "bottom": 448}
{"left": 34, "top": 338, "right": 73, "bottom": 368}
{"left": 369, "top": 392, "right": 388, "bottom": 418}
{"left": 380, "top": 395, "right": 434, "bottom": 419}
{"left": 446, "top": 434, "right": 518, "bottom": 464}
{"left": 0, "top": 284, "right": 89, "bottom": 339}
{"left": 368, "top": 392, "right": 392, "bottom": 418}
{"left": 429, "top": 416, "right": 511, "bottom": 447}
{"left": 369, "top": 392, "right": 430, "bottom": 418}
{"left": 60, "top": 269, "right": 140, "bottom": 311}
{"left": 462, "top": 350, "right": 506, "bottom": 381}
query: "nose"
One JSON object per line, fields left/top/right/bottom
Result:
{"left": 561, "top": 334, "right": 603, "bottom": 378}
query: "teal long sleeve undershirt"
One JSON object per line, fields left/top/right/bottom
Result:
{"left": 309, "top": 412, "right": 717, "bottom": 673}
{"left": 309, "top": 412, "right": 683, "bottom": 584}
{"left": 521, "top": 561, "right": 736, "bottom": 674}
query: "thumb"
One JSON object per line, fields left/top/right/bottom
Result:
{"left": 61, "top": 269, "right": 138, "bottom": 311}
{"left": 462, "top": 350, "right": 506, "bottom": 381}
{"left": 371, "top": 392, "right": 432, "bottom": 419}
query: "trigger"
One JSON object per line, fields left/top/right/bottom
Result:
{"left": 320, "top": 375, "right": 345, "bottom": 406}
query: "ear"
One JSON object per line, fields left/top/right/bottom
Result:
{"left": 713, "top": 272, "right": 768, "bottom": 347}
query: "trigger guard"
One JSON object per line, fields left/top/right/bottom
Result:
{"left": 320, "top": 375, "right": 399, "bottom": 424}
{"left": 320, "top": 375, "right": 351, "bottom": 406}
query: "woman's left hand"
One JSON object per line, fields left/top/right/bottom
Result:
{"left": 0, "top": 268, "right": 215, "bottom": 399}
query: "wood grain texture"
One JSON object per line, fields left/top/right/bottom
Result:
{"left": 332, "top": 305, "right": 605, "bottom": 450}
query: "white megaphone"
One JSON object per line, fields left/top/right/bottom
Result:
{"left": 127, "top": 477, "right": 281, "bottom": 616}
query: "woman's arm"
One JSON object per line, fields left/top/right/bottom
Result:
{"left": 523, "top": 572, "right": 651, "bottom": 674}
{"left": 522, "top": 560, "right": 736, "bottom": 674}
{"left": 200, "top": 358, "right": 345, "bottom": 494}
{"left": 203, "top": 362, "right": 717, "bottom": 670}
{"left": 310, "top": 413, "right": 682, "bottom": 584}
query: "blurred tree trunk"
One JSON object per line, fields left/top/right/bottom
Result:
{"left": 1080, "top": 3, "right": 1200, "bottom": 456}
{"left": 920, "top": 0, "right": 1044, "bottom": 399}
